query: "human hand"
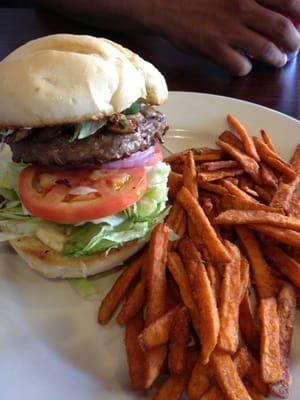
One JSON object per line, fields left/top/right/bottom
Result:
{"left": 150, "top": 0, "right": 300, "bottom": 76}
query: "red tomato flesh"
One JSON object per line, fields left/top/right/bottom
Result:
{"left": 19, "top": 166, "right": 147, "bottom": 223}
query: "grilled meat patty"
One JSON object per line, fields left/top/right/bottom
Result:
{"left": 6, "top": 105, "right": 168, "bottom": 167}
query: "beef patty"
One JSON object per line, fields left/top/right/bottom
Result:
{"left": 6, "top": 105, "right": 168, "bottom": 167}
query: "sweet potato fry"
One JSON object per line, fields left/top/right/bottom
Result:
{"left": 167, "top": 252, "right": 202, "bottom": 339}
{"left": 215, "top": 209, "right": 300, "bottom": 231}
{"left": 211, "top": 349, "right": 252, "bottom": 400}
{"left": 199, "top": 160, "right": 239, "bottom": 171}
{"left": 221, "top": 179, "right": 259, "bottom": 202}
{"left": 260, "top": 129, "right": 277, "bottom": 153}
{"left": 240, "top": 292, "right": 260, "bottom": 355}
{"left": 217, "top": 139, "right": 261, "bottom": 183}
{"left": 234, "top": 346, "right": 252, "bottom": 378}
{"left": 245, "top": 382, "right": 264, "bottom": 400}
{"left": 167, "top": 172, "right": 182, "bottom": 200}
{"left": 198, "top": 180, "right": 229, "bottom": 196}
{"left": 236, "top": 226, "right": 278, "bottom": 298}
{"left": 259, "top": 297, "right": 283, "bottom": 384}
{"left": 188, "top": 355, "right": 211, "bottom": 399}
{"left": 202, "top": 197, "right": 214, "bottom": 217}
{"left": 220, "top": 194, "right": 279, "bottom": 213}
{"left": 270, "top": 283, "right": 297, "bottom": 399}
{"left": 271, "top": 144, "right": 300, "bottom": 210}
{"left": 98, "top": 252, "right": 145, "bottom": 324}
{"left": 198, "top": 167, "right": 244, "bottom": 182}
{"left": 260, "top": 162, "right": 278, "bottom": 188}
{"left": 219, "top": 130, "right": 244, "bottom": 151}
{"left": 254, "top": 185, "right": 274, "bottom": 203}
{"left": 183, "top": 150, "right": 198, "bottom": 198}
{"left": 264, "top": 245, "right": 300, "bottom": 287}
{"left": 227, "top": 114, "right": 260, "bottom": 161}
{"left": 239, "top": 256, "right": 250, "bottom": 302}
{"left": 117, "top": 275, "right": 146, "bottom": 325}
{"left": 193, "top": 147, "right": 224, "bottom": 162}
{"left": 201, "top": 386, "right": 226, "bottom": 400}
{"left": 164, "top": 151, "right": 188, "bottom": 164}
{"left": 177, "top": 186, "right": 230, "bottom": 263}
{"left": 165, "top": 200, "right": 182, "bottom": 228}
{"left": 154, "top": 348, "right": 197, "bottom": 400}
{"left": 125, "top": 311, "right": 147, "bottom": 390}
{"left": 246, "top": 351, "right": 269, "bottom": 396}
{"left": 145, "top": 223, "right": 169, "bottom": 388}
{"left": 218, "top": 241, "right": 241, "bottom": 354}
{"left": 241, "top": 186, "right": 259, "bottom": 198}
{"left": 289, "top": 195, "right": 300, "bottom": 218}
{"left": 207, "top": 261, "right": 221, "bottom": 304}
{"left": 168, "top": 306, "right": 190, "bottom": 374}
{"left": 179, "top": 238, "right": 220, "bottom": 363}
{"left": 138, "top": 305, "right": 179, "bottom": 350}
{"left": 168, "top": 206, "right": 186, "bottom": 251}
{"left": 249, "top": 224, "right": 300, "bottom": 248}
{"left": 253, "top": 137, "right": 296, "bottom": 180}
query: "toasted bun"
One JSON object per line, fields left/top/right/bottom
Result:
{"left": 0, "top": 34, "right": 168, "bottom": 128}
{"left": 9, "top": 236, "right": 145, "bottom": 278}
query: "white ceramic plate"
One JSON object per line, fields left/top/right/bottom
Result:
{"left": 1, "top": 92, "right": 300, "bottom": 400}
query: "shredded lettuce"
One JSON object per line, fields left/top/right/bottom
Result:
{"left": 0, "top": 161, "right": 25, "bottom": 193}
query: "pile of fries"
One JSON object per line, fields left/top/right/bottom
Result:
{"left": 98, "top": 114, "right": 300, "bottom": 400}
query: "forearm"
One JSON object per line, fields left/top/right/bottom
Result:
{"left": 35, "top": 0, "right": 156, "bottom": 33}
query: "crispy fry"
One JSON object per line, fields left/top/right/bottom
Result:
{"left": 254, "top": 185, "right": 274, "bottom": 203}
{"left": 236, "top": 226, "right": 278, "bottom": 298}
{"left": 202, "top": 197, "right": 214, "bottom": 216}
{"left": 259, "top": 297, "right": 283, "bottom": 384}
{"left": 211, "top": 350, "right": 252, "bottom": 400}
{"left": 198, "top": 180, "right": 229, "bottom": 196}
{"left": 207, "top": 261, "right": 221, "bottom": 304}
{"left": 271, "top": 144, "right": 300, "bottom": 210}
{"left": 289, "top": 195, "right": 300, "bottom": 218}
{"left": 253, "top": 137, "right": 296, "bottom": 180}
{"left": 117, "top": 275, "right": 146, "bottom": 325}
{"left": 250, "top": 224, "right": 300, "bottom": 248}
{"left": 240, "top": 292, "right": 260, "bottom": 355}
{"left": 199, "top": 160, "right": 239, "bottom": 171}
{"left": 138, "top": 305, "right": 179, "bottom": 350}
{"left": 168, "top": 205, "right": 186, "bottom": 251}
{"left": 260, "top": 162, "right": 278, "bottom": 189}
{"left": 239, "top": 256, "right": 250, "bottom": 302}
{"left": 98, "top": 253, "right": 145, "bottom": 324}
{"left": 183, "top": 150, "right": 198, "bottom": 198}
{"left": 219, "top": 130, "right": 244, "bottom": 151}
{"left": 154, "top": 348, "right": 197, "bottom": 400}
{"left": 246, "top": 351, "right": 269, "bottom": 396}
{"left": 167, "top": 172, "right": 182, "bottom": 200}
{"left": 270, "top": 283, "right": 297, "bottom": 399}
{"left": 125, "top": 311, "right": 147, "bottom": 390}
{"left": 233, "top": 346, "right": 252, "bottom": 377}
{"left": 217, "top": 139, "right": 261, "bottom": 183}
{"left": 165, "top": 200, "right": 182, "bottom": 228}
{"left": 201, "top": 386, "right": 226, "bottom": 400}
{"left": 260, "top": 129, "right": 277, "bottom": 153}
{"left": 177, "top": 186, "right": 230, "bottom": 263}
{"left": 167, "top": 252, "right": 202, "bottom": 339}
{"left": 220, "top": 193, "right": 280, "bottom": 213}
{"left": 264, "top": 245, "right": 300, "bottom": 287}
{"left": 164, "top": 151, "right": 188, "bottom": 164}
{"left": 168, "top": 306, "right": 190, "bottom": 374}
{"left": 198, "top": 167, "right": 244, "bottom": 182}
{"left": 221, "top": 179, "right": 259, "bottom": 202}
{"left": 145, "top": 223, "right": 169, "bottom": 388}
{"left": 215, "top": 209, "right": 300, "bottom": 231}
{"left": 218, "top": 241, "right": 241, "bottom": 354}
{"left": 227, "top": 114, "right": 260, "bottom": 161}
{"left": 245, "top": 382, "right": 264, "bottom": 400}
{"left": 241, "top": 186, "right": 259, "bottom": 198}
{"left": 193, "top": 148, "right": 224, "bottom": 162}
{"left": 179, "top": 238, "right": 220, "bottom": 363}
{"left": 188, "top": 356, "right": 211, "bottom": 399}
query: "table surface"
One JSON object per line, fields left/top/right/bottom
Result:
{"left": 0, "top": 7, "right": 299, "bottom": 119}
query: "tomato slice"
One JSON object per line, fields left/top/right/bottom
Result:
{"left": 19, "top": 166, "right": 147, "bottom": 224}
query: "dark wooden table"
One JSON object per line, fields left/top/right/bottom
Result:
{"left": 0, "top": 7, "right": 299, "bottom": 119}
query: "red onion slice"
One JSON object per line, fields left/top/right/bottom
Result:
{"left": 101, "top": 146, "right": 155, "bottom": 169}
{"left": 69, "top": 186, "right": 98, "bottom": 195}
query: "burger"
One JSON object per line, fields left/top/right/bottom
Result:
{"left": 0, "top": 34, "right": 170, "bottom": 278}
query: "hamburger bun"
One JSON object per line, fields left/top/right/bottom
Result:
{"left": 9, "top": 236, "right": 145, "bottom": 278}
{"left": 0, "top": 34, "right": 168, "bottom": 128}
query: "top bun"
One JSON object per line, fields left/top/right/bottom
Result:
{"left": 0, "top": 34, "right": 168, "bottom": 128}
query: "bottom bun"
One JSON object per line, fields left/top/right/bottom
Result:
{"left": 9, "top": 236, "right": 146, "bottom": 279}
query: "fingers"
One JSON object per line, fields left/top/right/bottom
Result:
{"left": 204, "top": 43, "right": 252, "bottom": 76}
{"left": 234, "top": 27, "right": 288, "bottom": 68}
{"left": 246, "top": 3, "right": 300, "bottom": 52}
{"left": 258, "top": 0, "right": 300, "bottom": 21}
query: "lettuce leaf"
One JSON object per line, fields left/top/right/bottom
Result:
{"left": 0, "top": 161, "right": 25, "bottom": 193}
{"left": 68, "top": 278, "right": 99, "bottom": 300}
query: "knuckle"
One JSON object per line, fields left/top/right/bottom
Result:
{"left": 234, "top": 0, "right": 252, "bottom": 13}
{"left": 256, "top": 40, "right": 276, "bottom": 59}
{"left": 276, "top": 17, "right": 292, "bottom": 39}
